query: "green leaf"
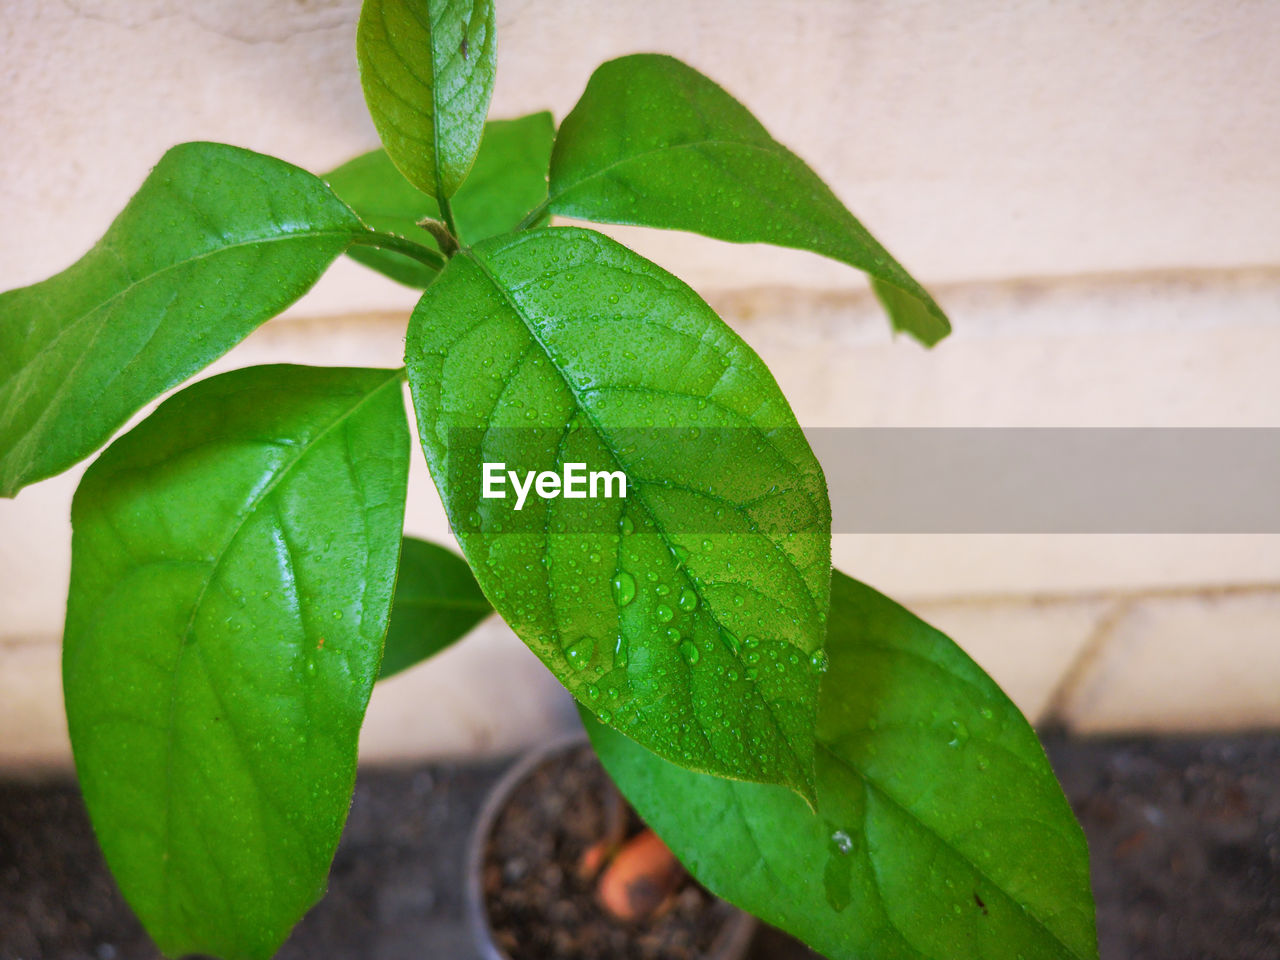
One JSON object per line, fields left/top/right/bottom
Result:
{"left": 379, "top": 536, "right": 490, "bottom": 679}
{"left": 547, "top": 54, "right": 950, "bottom": 347}
{"left": 405, "top": 226, "right": 830, "bottom": 799}
{"left": 0, "top": 142, "right": 366, "bottom": 498}
{"left": 64, "top": 364, "right": 410, "bottom": 960}
{"left": 871, "top": 277, "right": 951, "bottom": 348}
{"left": 357, "top": 0, "right": 497, "bottom": 201}
{"left": 325, "top": 112, "right": 555, "bottom": 287}
{"left": 587, "top": 570, "right": 1098, "bottom": 960}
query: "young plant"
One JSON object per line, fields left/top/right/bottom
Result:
{"left": 0, "top": 2, "right": 1097, "bottom": 958}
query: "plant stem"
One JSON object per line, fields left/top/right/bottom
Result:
{"left": 436, "top": 192, "right": 461, "bottom": 242}
{"left": 352, "top": 231, "right": 448, "bottom": 272}
{"left": 515, "top": 199, "right": 551, "bottom": 232}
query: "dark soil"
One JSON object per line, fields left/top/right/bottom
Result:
{"left": 1053, "top": 734, "right": 1280, "bottom": 960}
{"left": 0, "top": 733, "right": 1276, "bottom": 960}
{"left": 480, "top": 743, "right": 740, "bottom": 960}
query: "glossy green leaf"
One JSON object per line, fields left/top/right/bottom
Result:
{"left": 325, "top": 112, "right": 555, "bottom": 287}
{"left": 405, "top": 226, "right": 830, "bottom": 799}
{"left": 379, "top": 536, "right": 490, "bottom": 679}
{"left": 548, "top": 54, "right": 950, "bottom": 346}
{"left": 357, "top": 0, "right": 496, "bottom": 200}
{"left": 64, "top": 364, "right": 410, "bottom": 960}
{"left": 0, "top": 142, "right": 367, "bottom": 498}
{"left": 588, "top": 570, "right": 1098, "bottom": 960}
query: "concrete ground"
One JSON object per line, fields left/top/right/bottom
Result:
{"left": 2, "top": 733, "right": 1276, "bottom": 960}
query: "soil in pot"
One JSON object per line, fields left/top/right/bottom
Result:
{"left": 480, "top": 742, "right": 743, "bottom": 960}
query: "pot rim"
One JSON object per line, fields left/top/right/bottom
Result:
{"left": 464, "top": 729, "right": 757, "bottom": 960}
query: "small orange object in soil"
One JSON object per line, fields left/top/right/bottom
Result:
{"left": 597, "top": 829, "right": 685, "bottom": 922}
{"left": 578, "top": 839, "right": 611, "bottom": 879}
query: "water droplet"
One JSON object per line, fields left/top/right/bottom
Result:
{"left": 679, "top": 640, "right": 700, "bottom": 665}
{"left": 721, "top": 631, "right": 741, "bottom": 655}
{"left": 613, "top": 635, "right": 629, "bottom": 668}
{"left": 611, "top": 571, "right": 636, "bottom": 607}
{"left": 824, "top": 826, "right": 854, "bottom": 912}
{"left": 655, "top": 584, "right": 670, "bottom": 596}
{"left": 947, "top": 719, "right": 970, "bottom": 748}
{"left": 809, "top": 649, "right": 829, "bottom": 674}
{"left": 585, "top": 684, "right": 600, "bottom": 701}
{"left": 619, "top": 516, "right": 634, "bottom": 535}
{"left": 565, "top": 636, "right": 595, "bottom": 670}
{"left": 656, "top": 605, "right": 674, "bottom": 623}
{"left": 332, "top": 610, "right": 343, "bottom": 620}
{"left": 677, "top": 588, "right": 698, "bottom": 612}
{"left": 665, "top": 627, "right": 681, "bottom": 643}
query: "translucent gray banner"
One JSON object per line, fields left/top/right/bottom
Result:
{"left": 441, "top": 428, "right": 1280, "bottom": 534}
{"left": 811, "top": 428, "right": 1280, "bottom": 533}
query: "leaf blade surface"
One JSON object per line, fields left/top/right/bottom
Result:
{"left": 588, "top": 570, "right": 1098, "bottom": 960}
{"left": 548, "top": 55, "right": 949, "bottom": 345}
{"left": 0, "top": 142, "right": 364, "bottom": 496}
{"left": 357, "top": 0, "right": 496, "bottom": 199}
{"left": 405, "top": 226, "right": 830, "bottom": 797}
{"left": 64, "top": 364, "right": 410, "bottom": 960}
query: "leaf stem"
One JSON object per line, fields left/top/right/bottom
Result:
{"left": 515, "top": 199, "right": 551, "bottom": 232}
{"left": 436, "top": 193, "right": 461, "bottom": 243}
{"left": 353, "top": 231, "right": 448, "bottom": 272}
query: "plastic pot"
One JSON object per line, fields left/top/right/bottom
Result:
{"left": 466, "top": 731, "right": 756, "bottom": 960}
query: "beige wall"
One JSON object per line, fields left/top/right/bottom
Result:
{"left": 2, "top": 0, "right": 1278, "bottom": 768}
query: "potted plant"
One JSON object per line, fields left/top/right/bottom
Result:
{"left": 0, "top": 2, "right": 1098, "bottom": 959}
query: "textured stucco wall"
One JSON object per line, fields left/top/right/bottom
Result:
{"left": 5, "top": 0, "right": 1279, "bottom": 298}
{"left": 2, "top": 0, "right": 1278, "bottom": 767}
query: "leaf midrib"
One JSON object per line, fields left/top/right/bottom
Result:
{"left": 547, "top": 137, "right": 783, "bottom": 210}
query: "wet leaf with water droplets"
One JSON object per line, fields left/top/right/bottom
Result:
{"left": 548, "top": 55, "right": 950, "bottom": 346}
{"left": 356, "top": 0, "right": 495, "bottom": 200}
{"left": 64, "top": 365, "right": 410, "bottom": 960}
{"left": 587, "top": 570, "right": 1098, "bottom": 960}
{"left": 0, "top": 143, "right": 367, "bottom": 497}
{"left": 405, "top": 226, "right": 830, "bottom": 799}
